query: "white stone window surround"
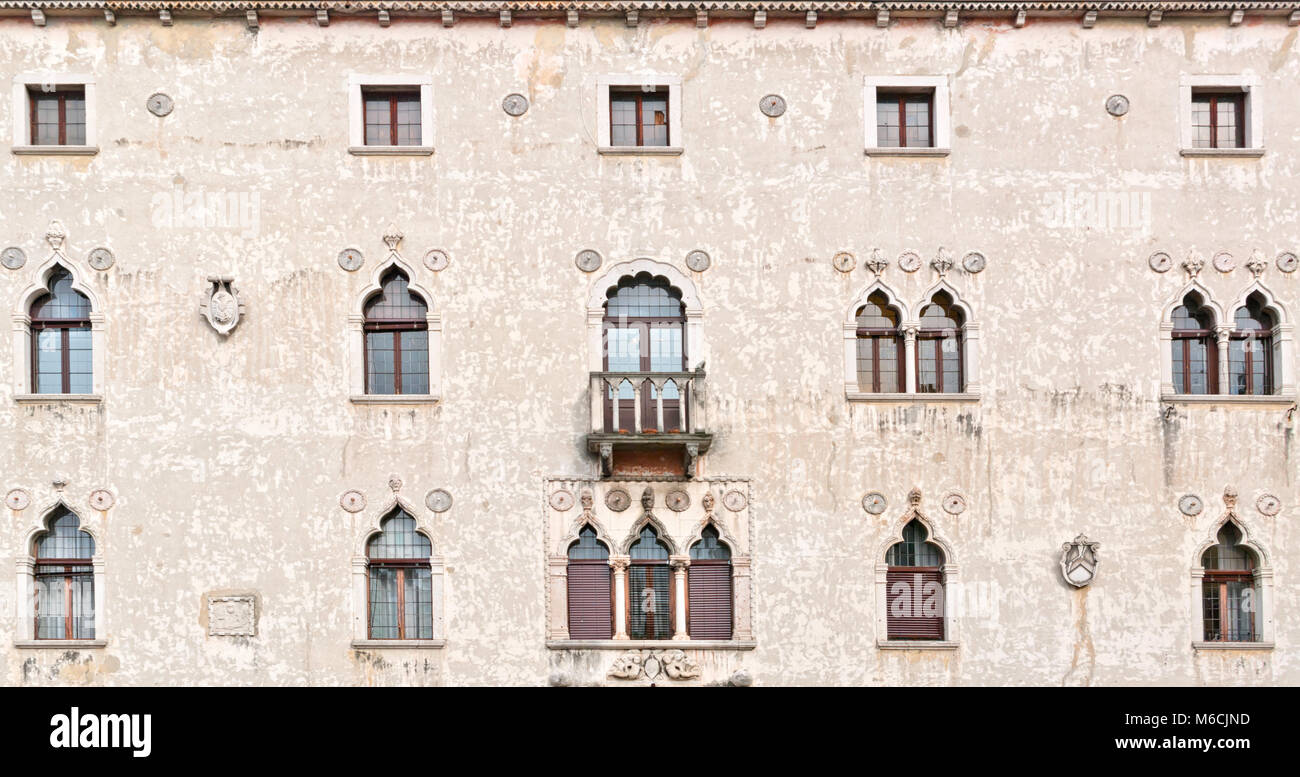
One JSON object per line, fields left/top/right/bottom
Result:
{"left": 347, "top": 255, "right": 442, "bottom": 404}
{"left": 1158, "top": 280, "right": 1296, "bottom": 404}
{"left": 863, "top": 75, "right": 952, "bottom": 157}
{"left": 14, "top": 500, "right": 107, "bottom": 649}
{"left": 10, "top": 73, "right": 98, "bottom": 156}
{"left": 1189, "top": 515, "right": 1274, "bottom": 651}
{"left": 873, "top": 506, "right": 960, "bottom": 651}
{"left": 349, "top": 496, "right": 447, "bottom": 649}
{"left": 1178, "top": 74, "right": 1264, "bottom": 158}
{"left": 842, "top": 279, "right": 981, "bottom": 402}
{"left": 11, "top": 253, "right": 106, "bottom": 404}
{"left": 595, "top": 74, "right": 684, "bottom": 156}
{"left": 347, "top": 74, "right": 435, "bottom": 156}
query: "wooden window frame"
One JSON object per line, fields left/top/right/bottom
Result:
{"left": 1202, "top": 570, "right": 1256, "bottom": 642}
{"left": 30, "top": 320, "right": 88, "bottom": 395}
{"left": 875, "top": 91, "right": 934, "bottom": 149}
{"left": 1172, "top": 328, "right": 1218, "bottom": 395}
{"left": 855, "top": 325, "right": 904, "bottom": 393}
{"left": 1229, "top": 330, "right": 1273, "bottom": 396}
{"left": 362, "top": 320, "right": 428, "bottom": 395}
{"left": 609, "top": 87, "right": 669, "bottom": 148}
{"left": 33, "top": 559, "right": 92, "bottom": 640}
{"left": 1191, "top": 92, "right": 1245, "bottom": 150}
{"left": 915, "top": 329, "right": 963, "bottom": 394}
{"left": 28, "top": 87, "right": 84, "bottom": 147}
{"left": 365, "top": 559, "right": 430, "bottom": 641}
{"left": 362, "top": 88, "right": 421, "bottom": 147}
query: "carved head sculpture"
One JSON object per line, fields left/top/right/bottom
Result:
{"left": 580, "top": 489, "right": 593, "bottom": 510}
{"left": 641, "top": 487, "right": 654, "bottom": 510}
{"left": 702, "top": 491, "right": 715, "bottom": 514}
{"left": 1223, "top": 485, "right": 1238, "bottom": 511}
{"left": 907, "top": 487, "right": 923, "bottom": 507}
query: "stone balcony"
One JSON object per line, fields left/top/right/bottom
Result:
{"left": 586, "top": 369, "right": 712, "bottom": 478}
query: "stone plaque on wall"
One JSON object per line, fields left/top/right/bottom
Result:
{"left": 208, "top": 595, "right": 257, "bottom": 637}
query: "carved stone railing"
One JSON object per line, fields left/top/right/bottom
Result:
{"left": 586, "top": 369, "right": 711, "bottom": 477}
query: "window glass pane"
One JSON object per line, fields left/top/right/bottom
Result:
{"left": 404, "top": 568, "right": 433, "bottom": 639}
{"left": 876, "top": 97, "right": 901, "bottom": 147}
{"left": 1191, "top": 97, "right": 1212, "bottom": 148}
{"left": 886, "top": 520, "right": 944, "bottom": 567}
{"left": 917, "top": 340, "right": 938, "bottom": 393}
{"left": 605, "top": 274, "right": 683, "bottom": 318}
{"left": 1228, "top": 339, "right": 1247, "bottom": 395}
{"left": 568, "top": 526, "right": 610, "bottom": 560}
{"left": 396, "top": 97, "right": 421, "bottom": 145}
{"left": 36, "top": 575, "right": 66, "bottom": 638}
{"left": 878, "top": 337, "right": 899, "bottom": 392}
{"left": 35, "top": 512, "right": 95, "bottom": 559}
{"left": 368, "top": 566, "right": 399, "bottom": 639}
{"left": 71, "top": 573, "right": 95, "bottom": 639}
{"left": 65, "top": 95, "right": 86, "bottom": 145}
{"left": 364, "top": 270, "right": 428, "bottom": 320}
{"left": 31, "top": 269, "right": 92, "bottom": 320}
{"left": 399, "top": 330, "right": 429, "bottom": 394}
{"left": 611, "top": 95, "right": 638, "bottom": 146}
{"left": 364, "top": 96, "right": 392, "bottom": 145}
{"left": 36, "top": 329, "right": 63, "bottom": 394}
{"left": 641, "top": 97, "right": 668, "bottom": 146}
{"left": 67, "top": 327, "right": 92, "bottom": 393}
{"left": 904, "top": 97, "right": 931, "bottom": 147}
{"left": 367, "top": 511, "right": 432, "bottom": 559}
{"left": 690, "top": 526, "right": 731, "bottom": 561}
{"left": 856, "top": 338, "right": 876, "bottom": 392}
{"left": 648, "top": 327, "right": 682, "bottom": 396}
{"left": 629, "top": 526, "right": 670, "bottom": 561}
{"left": 366, "top": 332, "right": 395, "bottom": 394}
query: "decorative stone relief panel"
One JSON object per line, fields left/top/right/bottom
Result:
{"left": 207, "top": 595, "right": 257, "bottom": 637}
{"left": 199, "top": 276, "right": 245, "bottom": 336}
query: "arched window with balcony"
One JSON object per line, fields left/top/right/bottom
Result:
{"left": 602, "top": 273, "right": 687, "bottom": 433}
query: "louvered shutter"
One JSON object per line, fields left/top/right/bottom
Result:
{"left": 567, "top": 561, "right": 613, "bottom": 639}
{"left": 688, "top": 561, "right": 733, "bottom": 640}
{"left": 886, "top": 568, "right": 945, "bottom": 640}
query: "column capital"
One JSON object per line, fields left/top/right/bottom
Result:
{"left": 609, "top": 554, "right": 630, "bottom": 573}
{"left": 669, "top": 555, "right": 690, "bottom": 572}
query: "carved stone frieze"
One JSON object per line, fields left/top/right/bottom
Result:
{"left": 606, "top": 649, "right": 701, "bottom": 682}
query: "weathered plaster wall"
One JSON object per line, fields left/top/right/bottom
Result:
{"left": 0, "top": 13, "right": 1297, "bottom": 685}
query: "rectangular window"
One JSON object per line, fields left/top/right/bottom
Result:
{"left": 876, "top": 92, "right": 933, "bottom": 149}
{"left": 610, "top": 87, "right": 669, "bottom": 147}
{"left": 363, "top": 89, "right": 422, "bottom": 146}
{"left": 1191, "top": 92, "right": 1244, "bottom": 149}
{"left": 1202, "top": 576, "right": 1255, "bottom": 642}
{"left": 34, "top": 564, "right": 94, "bottom": 639}
{"left": 28, "top": 87, "right": 86, "bottom": 146}
{"left": 368, "top": 565, "right": 432, "bottom": 640}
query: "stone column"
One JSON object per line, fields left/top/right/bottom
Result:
{"left": 547, "top": 555, "right": 569, "bottom": 640}
{"left": 347, "top": 314, "right": 365, "bottom": 396}
{"left": 1215, "top": 325, "right": 1232, "bottom": 394}
{"left": 670, "top": 555, "right": 690, "bottom": 640}
{"left": 903, "top": 325, "right": 918, "bottom": 393}
{"left": 92, "top": 558, "right": 106, "bottom": 640}
{"left": 732, "top": 557, "right": 754, "bottom": 641}
{"left": 350, "top": 556, "right": 369, "bottom": 642}
{"left": 15, "top": 558, "right": 34, "bottom": 641}
{"left": 610, "top": 555, "right": 630, "bottom": 640}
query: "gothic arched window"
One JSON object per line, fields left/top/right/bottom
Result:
{"left": 1229, "top": 293, "right": 1274, "bottom": 396}
{"left": 603, "top": 273, "right": 686, "bottom": 432}
{"left": 366, "top": 509, "right": 433, "bottom": 640}
{"left": 687, "top": 526, "right": 733, "bottom": 640}
{"left": 33, "top": 508, "right": 96, "bottom": 640}
{"left": 1201, "top": 524, "right": 1258, "bottom": 642}
{"left": 627, "top": 525, "right": 672, "bottom": 640}
{"left": 566, "top": 526, "right": 612, "bottom": 640}
{"left": 855, "top": 292, "right": 903, "bottom": 393}
{"left": 1172, "top": 292, "right": 1217, "bottom": 395}
{"left": 30, "top": 267, "right": 92, "bottom": 395}
{"left": 916, "top": 292, "right": 964, "bottom": 394}
{"left": 364, "top": 269, "right": 429, "bottom": 395}
{"left": 884, "top": 520, "right": 946, "bottom": 640}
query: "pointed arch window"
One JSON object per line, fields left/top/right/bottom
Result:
{"left": 33, "top": 509, "right": 96, "bottom": 640}
{"left": 363, "top": 269, "right": 429, "bottom": 395}
{"left": 603, "top": 273, "right": 687, "bottom": 432}
{"left": 916, "top": 292, "right": 964, "bottom": 394}
{"left": 855, "top": 292, "right": 903, "bottom": 393}
{"left": 885, "top": 520, "right": 945, "bottom": 640}
{"left": 1171, "top": 293, "right": 1218, "bottom": 395}
{"left": 366, "top": 509, "right": 433, "bottom": 640}
{"left": 687, "top": 526, "right": 732, "bottom": 640}
{"left": 30, "top": 267, "right": 92, "bottom": 395}
{"left": 566, "top": 526, "right": 613, "bottom": 640}
{"left": 1201, "top": 524, "right": 1258, "bottom": 642}
{"left": 627, "top": 525, "right": 672, "bottom": 640}
{"left": 1228, "top": 294, "right": 1274, "bottom": 396}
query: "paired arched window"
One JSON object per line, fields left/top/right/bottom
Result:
{"left": 627, "top": 525, "right": 672, "bottom": 640}
{"left": 363, "top": 269, "right": 429, "bottom": 395}
{"left": 916, "top": 291, "right": 964, "bottom": 394}
{"left": 602, "top": 273, "right": 687, "bottom": 432}
{"left": 1228, "top": 293, "right": 1274, "bottom": 396}
{"left": 33, "top": 509, "right": 96, "bottom": 640}
{"left": 855, "top": 292, "right": 903, "bottom": 393}
{"left": 1201, "top": 523, "right": 1258, "bottom": 642}
{"left": 366, "top": 509, "right": 433, "bottom": 640}
{"left": 885, "top": 520, "right": 946, "bottom": 640}
{"left": 30, "top": 267, "right": 92, "bottom": 395}
{"left": 687, "top": 526, "right": 733, "bottom": 640}
{"left": 566, "top": 526, "right": 613, "bottom": 640}
{"left": 1171, "top": 292, "right": 1217, "bottom": 395}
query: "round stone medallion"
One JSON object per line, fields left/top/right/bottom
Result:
{"left": 685, "top": 250, "right": 711, "bottom": 273}
{"left": 423, "top": 248, "right": 450, "bottom": 272}
{"left": 425, "top": 488, "right": 453, "bottom": 513}
{"left": 575, "top": 249, "right": 602, "bottom": 273}
{"left": 1277, "top": 251, "right": 1299, "bottom": 273}
{"left": 862, "top": 492, "right": 887, "bottom": 515}
{"left": 722, "top": 489, "right": 748, "bottom": 512}
{"left": 665, "top": 490, "right": 691, "bottom": 512}
{"left": 2, "top": 246, "right": 28, "bottom": 270}
{"left": 549, "top": 490, "right": 576, "bottom": 512}
{"left": 502, "top": 93, "right": 529, "bottom": 117}
{"left": 87, "top": 247, "right": 115, "bottom": 271}
{"left": 832, "top": 251, "right": 855, "bottom": 273}
{"left": 89, "top": 489, "right": 115, "bottom": 511}
{"left": 147, "top": 92, "right": 174, "bottom": 117}
{"left": 961, "top": 251, "right": 987, "bottom": 274}
{"left": 1177, "top": 494, "right": 1203, "bottom": 517}
{"left": 1105, "top": 94, "right": 1130, "bottom": 117}
{"left": 898, "top": 250, "right": 922, "bottom": 273}
{"left": 1148, "top": 251, "right": 1173, "bottom": 273}
{"left": 337, "top": 247, "right": 364, "bottom": 272}
{"left": 1212, "top": 251, "right": 1235, "bottom": 273}
{"left": 1256, "top": 493, "right": 1281, "bottom": 516}
{"left": 5, "top": 489, "right": 30, "bottom": 511}
{"left": 759, "top": 94, "right": 787, "bottom": 118}
{"left": 339, "top": 490, "right": 367, "bottom": 513}
{"left": 942, "top": 492, "right": 967, "bottom": 515}
{"left": 605, "top": 488, "right": 631, "bottom": 512}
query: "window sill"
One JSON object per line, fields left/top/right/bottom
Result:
{"left": 1161, "top": 393, "right": 1296, "bottom": 406}
{"left": 348, "top": 146, "right": 435, "bottom": 157}
{"left": 1192, "top": 641, "right": 1274, "bottom": 651}
{"left": 14, "top": 393, "right": 102, "bottom": 405}
{"left": 878, "top": 640, "right": 959, "bottom": 650}
{"left": 1179, "top": 148, "right": 1264, "bottom": 158}
{"left": 349, "top": 394, "right": 440, "bottom": 405}
{"left": 864, "top": 147, "right": 951, "bottom": 157}
{"left": 846, "top": 392, "right": 980, "bottom": 403}
{"left": 597, "top": 146, "right": 684, "bottom": 157}
{"left": 14, "top": 640, "right": 107, "bottom": 649}
{"left": 546, "top": 639, "right": 756, "bottom": 651}
{"left": 350, "top": 639, "right": 446, "bottom": 649}
{"left": 12, "top": 145, "right": 99, "bottom": 156}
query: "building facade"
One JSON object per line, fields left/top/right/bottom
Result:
{"left": 1, "top": 0, "right": 1298, "bottom": 686}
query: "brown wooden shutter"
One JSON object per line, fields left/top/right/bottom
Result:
{"left": 886, "top": 568, "right": 944, "bottom": 640}
{"left": 567, "top": 561, "right": 613, "bottom": 639}
{"left": 687, "top": 561, "right": 732, "bottom": 640}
